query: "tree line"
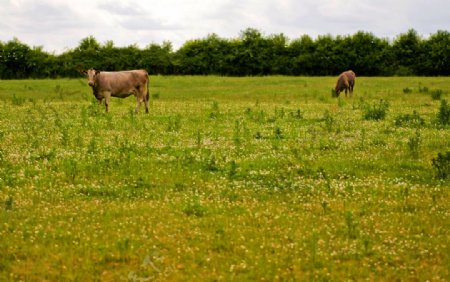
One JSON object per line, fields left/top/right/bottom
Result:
{"left": 0, "top": 28, "right": 449, "bottom": 79}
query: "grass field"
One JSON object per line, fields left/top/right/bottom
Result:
{"left": 0, "top": 76, "right": 449, "bottom": 281}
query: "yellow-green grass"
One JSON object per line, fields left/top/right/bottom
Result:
{"left": 0, "top": 76, "right": 449, "bottom": 281}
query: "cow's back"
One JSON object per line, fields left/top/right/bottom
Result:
{"left": 344, "top": 70, "right": 355, "bottom": 85}
{"left": 336, "top": 73, "right": 349, "bottom": 90}
{"left": 96, "top": 70, "right": 148, "bottom": 96}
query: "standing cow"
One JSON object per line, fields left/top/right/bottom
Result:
{"left": 83, "top": 69, "right": 150, "bottom": 113}
{"left": 334, "top": 70, "right": 356, "bottom": 97}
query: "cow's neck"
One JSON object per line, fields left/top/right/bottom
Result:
{"left": 91, "top": 84, "right": 101, "bottom": 97}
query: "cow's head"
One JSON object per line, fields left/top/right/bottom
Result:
{"left": 331, "top": 88, "right": 339, "bottom": 98}
{"left": 83, "top": 69, "right": 100, "bottom": 87}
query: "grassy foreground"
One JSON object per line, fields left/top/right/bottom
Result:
{"left": 0, "top": 76, "right": 449, "bottom": 281}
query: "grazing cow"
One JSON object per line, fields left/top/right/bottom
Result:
{"left": 83, "top": 69, "right": 149, "bottom": 113}
{"left": 334, "top": 70, "right": 356, "bottom": 97}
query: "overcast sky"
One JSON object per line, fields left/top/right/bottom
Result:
{"left": 1, "top": 0, "right": 449, "bottom": 53}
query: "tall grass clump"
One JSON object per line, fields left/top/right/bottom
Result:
{"left": 432, "top": 151, "right": 450, "bottom": 179}
{"left": 322, "top": 110, "right": 334, "bottom": 132}
{"left": 407, "top": 130, "right": 421, "bottom": 158}
{"left": 418, "top": 84, "right": 429, "bottom": 93}
{"left": 273, "top": 126, "right": 284, "bottom": 139}
{"left": 4, "top": 196, "right": 13, "bottom": 210}
{"left": 289, "top": 109, "right": 303, "bottom": 119}
{"left": 394, "top": 111, "right": 425, "bottom": 128}
{"left": 183, "top": 197, "right": 209, "bottom": 217}
{"left": 344, "top": 211, "right": 359, "bottom": 239}
{"left": 403, "top": 87, "right": 413, "bottom": 94}
{"left": 363, "top": 100, "right": 389, "bottom": 121}
{"left": 167, "top": 114, "right": 182, "bottom": 132}
{"left": 437, "top": 99, "right": 450, "bottom": 126}
{"left": 11, "top": 94, "right": 26, "bottom": 106}
{"left": 209, "top": 100, "right": 220, "bottom": 119}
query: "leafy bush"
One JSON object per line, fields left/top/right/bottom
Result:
{"left": 437, "top": 99, "right": 450, "bottom": 125}
{"left": 394, "top": 111, "right": 425, "bottom": 127}
{"left": 431, "top": 89, "right": 442, "bottom": 100}
{"left": 1, "top": 30, "right": 450, "bottom": 78}
{"left": 432, "top": 151, "right": 450, "bottom": 179}
{"left": 418, "top": 85, "right": 429, "bottom": 93}
{"left": 363, "top": 100, "right": 389, "bottom": 121}
{"left": 403, "top": 87, "right": 413, "bottom": 94}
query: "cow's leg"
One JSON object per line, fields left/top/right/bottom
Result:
{"left": 103, "top": 92, "right": 111, "bottom": 112}
{"left": 144, "top": 92, "right": 149, "bottom": 114}
{"left": 144, "top": 101, "right": 149, "bottom": 113}
{"left": 97, "top": 98, "right": 103, "bottom": 107}
{"left": 135, "top": 96, "right": 141, "bottom": 113}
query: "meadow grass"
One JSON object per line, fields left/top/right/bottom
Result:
{"left": 0, "top": 76, "right": 449, "bottom": 281}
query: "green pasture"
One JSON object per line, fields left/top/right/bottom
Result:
{"left": 0, "top": 76, "right": 449, "bottom": 281}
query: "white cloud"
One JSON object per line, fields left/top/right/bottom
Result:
{"left": 97, "top": 1, "right": 146, "bottom": 16}
{"left": 0, "top": 0, "right": 448, "bottom": 53}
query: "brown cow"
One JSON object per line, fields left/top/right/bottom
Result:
{"left": 334, "top": 70, "right": 356, "bottom": 97}
{"left": 83, "top": 69, "right": 149, "bottom": 113}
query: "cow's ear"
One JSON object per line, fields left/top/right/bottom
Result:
{"left": 95, "top": 70, "right": 100, "bottom": 75}
{"left": 81, "top": 69, "right": 87, "bottom": 75}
